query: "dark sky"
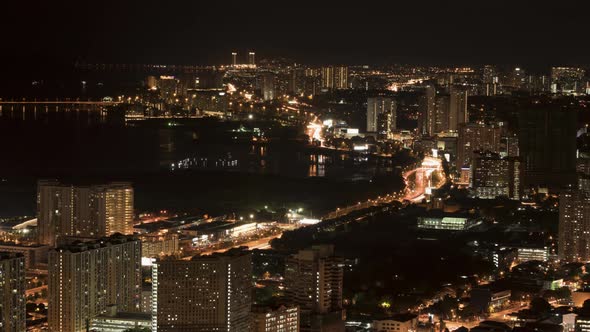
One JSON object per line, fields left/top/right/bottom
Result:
{"left": 2, "top": 0, "right": 589, "bottom": 66}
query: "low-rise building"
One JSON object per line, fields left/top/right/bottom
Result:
{"left": 470, "top": 288, "right": 511, "bottom": 313}
{"left": 139, "top": 233, "right": 179, "bottom": 258}
{"left": 516, "top": 247, "right": 550, "bottom": 262}
{"left": 187, "top": 221, "right": 258, "bottom": 245}
{"left": 373, "top": 313, "right": 418, "bottom": 332}
{"left": 471, "top": 321, "right": 512, "bottom": 332}
{"left": 491, "top": 247, "right": 518, "bottom": 273}
{"left": 417, "top": 215, "right": 477, "bottom": 231}
{"left": 252, "top": 304, "right": 299, "bottom": 332}
{"left": 90, "top": 306, "right": 151, "bottom": 332}
{"left": 0, "top": 242, "right": 49, "bottom": 269}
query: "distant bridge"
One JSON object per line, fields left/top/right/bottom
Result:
{"left": 0, "top": 101, "right": 122, "bottom": 118}
{"left": 0, "top": 100, "right": 121, "bottom": 106}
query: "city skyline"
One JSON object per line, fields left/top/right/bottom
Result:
{"left": 4, "top": 2, "right": 590, "bottom": 332}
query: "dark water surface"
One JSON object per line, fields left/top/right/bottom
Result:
{"left": 0, "top": 106, "right": 403, "bottom": 216}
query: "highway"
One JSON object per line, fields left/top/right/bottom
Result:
{"left": 323, "top": 155, "right": 445, "bottom": 219}
{"left": 183, "top": 233, "right": 283, "bottom": 259}
{"left": 403, "top": 156, "right": 446, "bottom": 202}
{"left": 181, "top": 155, "right": 445, "bottom": 259}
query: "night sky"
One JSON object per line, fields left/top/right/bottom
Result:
{"left": 2, "top": 1, "right": 589, "bottom": 66}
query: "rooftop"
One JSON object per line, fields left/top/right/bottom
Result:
{"left": 54, "top": 234, "right": 139, "bottom": 253}
{"left": 375, "top": 313, "right": 418, "bottom": 322}
{"left": 95, "top": 312, "right": 151, "bottom": 321}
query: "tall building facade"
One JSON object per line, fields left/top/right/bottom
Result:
{"left": 152, "top": 249, "right": 252, "bottom": 332}
{"left": 231, "top": 52, "right": 237, "bottom": 66}
{"left": 38, "top": 181, "right": 134, "bottom": 246}
{"left": 157, "top": 76, "right": 179, "bottom": 101}
{"left": 448, "top": 87, "right": 469, "bottom": 131}
{"left": 456, "top": 123, "right": 502, "bottom": 169}
{"left": 419, "top": 85, "right": 436, "bottom": 136}
{"left": 500, "top": 134, "right": 520, "bottom": 157}
{"left": 261, "top": 72, "right": 276, "bottom": 101}
{"left": 482, "top": 65, "right": 500, "bottom": 96}
{"left": 285, "top": 245, "right": 344, "bottom": 331}
{"left": 471, "top": 151, "right": 522, "bottom": 200}
{"left": 0, "top": 252, "right": 26, "bottom": 332}
{"left": 367, "top": 97, "right": 396, "bottom": 135}
{"left": 248, "top": 52, "right": 256, "bottom": 66}
{"left": 302, "top": 68, "right": 322, "bottom": 96}
{"left": 518, "top": 107, "right": 577, "bottom": 190}
{"left": 524, "top": 74, "right": 550, "bottom": 94}
{"left": 420, "top": 85, "right": 468, "bottom": 135}
{"left": 559, "top": 188, "right": 590, "bottom": 262}
{"left": 321, "top": 66, "right": 348, "bottom": 90}
{"left": 482, "top": 65, "right": 498, "bottom": 85}
{"left": 434, "top": 94, "right": 450, "bottom": 133}
{"left": 47, "top": 235, "right": 141, "bottom": 332}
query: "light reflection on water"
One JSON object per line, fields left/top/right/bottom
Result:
{"left": 0, "top": 105, "right": 396, "bottom": 181}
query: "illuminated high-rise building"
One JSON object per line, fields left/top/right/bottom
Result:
{"left": 425, "top": 87, "right": 468, "bottom": 134}
{"left": 456, "top": 123, "right": 502, "bottom": 170}
{"left": 152, "top": 249, "right": 252, "bottom": 332}
{"left": 518, "top": 106, "right": 577, "bottom": 190}
{"left": 482, "top": 65, "right": 500, "bottom": 96}
{"left": 321, "top": 66, "right": 348, "bottom": 90}
{"left": 321, "top": 67, "right": 334, "bottom": 89}
{"left": 559, "top": 152, "right": 590, "bottom": 263}
{"left": 499, "top": 66, "right": 525, "bottom": 90}
{"left": 37, "top": 181, "right": 134, "bottom": 246}
{"left": 261, "top": 72, "right": 276, "bottom": 101}
{"left": 47, "top": 234, "right": 141, "bottom": 332}
{"left": 232, "top": 52, "right": 238, "bottom": 66}
{"left": 482, "top": 65, "right": 498, "bottom": 85}
{"left": 37, "top": 180, "right": 74, "bottom": 246}
{"left": 0, "top": 252, "right": 26, "bottom": 332}
{"left": 448, "top": 87, "right": 468, "bottom": 131}
{"left": 434, "top": 94, "right": 450, "bottom": 133}
{"left": 289, "top": 68, "right": 306, "bottom": 95}
{"left": 523, "top": 74, "right": 550, "bottom": 94}
{"left": 551, "top": 67, "right": 586, "bottom": 94}
{"left": 334, "top": 66, "right": 348, "bottom": 89}
{"left": 157, "top": 76, "right": 179, "bottom": 101}
{"left": 303, "top": 68, "right": 322, "bottom": 96}
{"left": 248, "top": 52, "right": 256, "bottom": 66}
{"left": 96, "top": 183, "right": 134, "bottom": 235}
{"left": 559, "top": 188, "right": 590, "bottom": 262}
{"left": 146, "top": 76, "right": 157, "bottom": 90}
{"left": 285, "top": 245, "right": 344, "bottom": 331}
{"left": 471, "top": 151, "right": 522, "bottom": 200}
{"left": 500, "top": 134, "right": 519, "bottom": 158}
{"left": 419, "top": 85, "right": 436, "bottom": 136}
{"left": 367, "top": 97, "right": 396, "bottom": 136}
